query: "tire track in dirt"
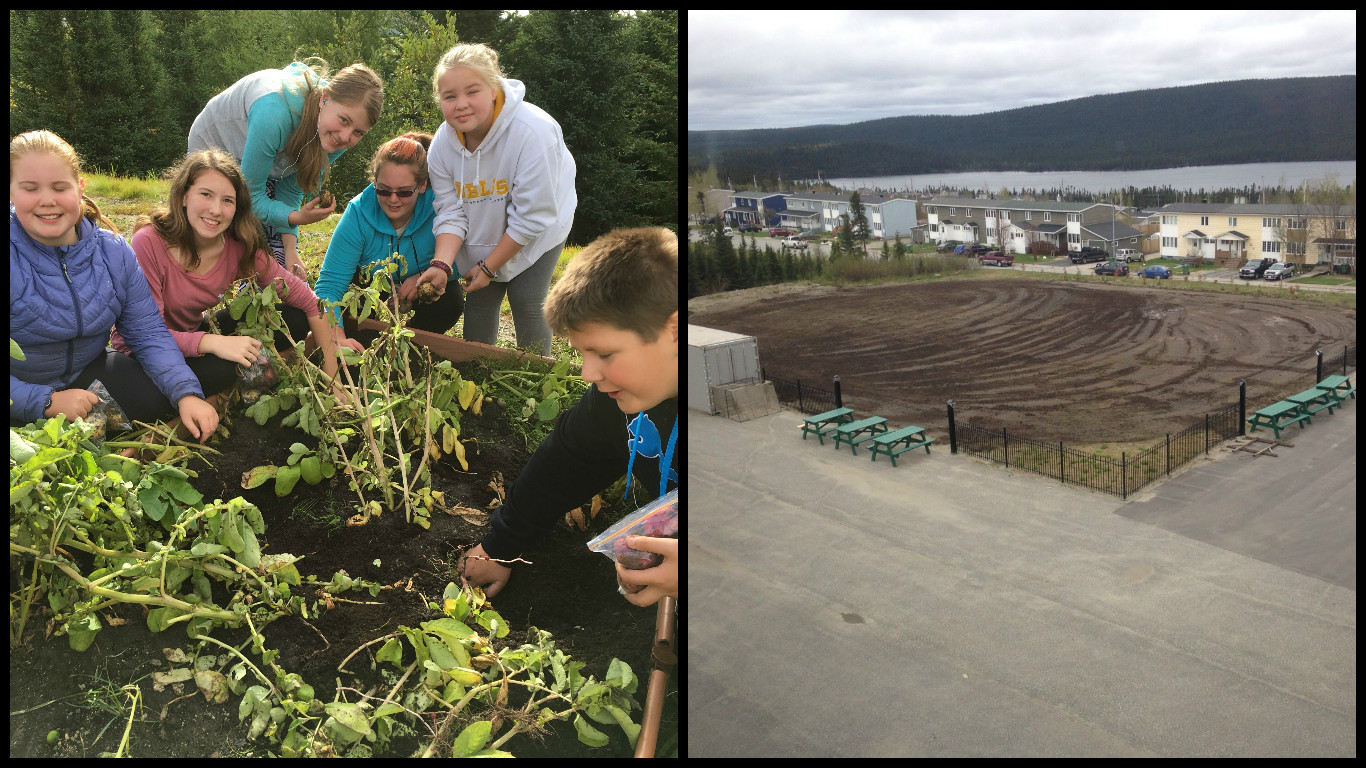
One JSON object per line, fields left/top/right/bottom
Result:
{"left": 690, "top": 279, "right": 1356, "bottom": 443}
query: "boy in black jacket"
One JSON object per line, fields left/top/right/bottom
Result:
{"left": 460, "top": 227, "right": 678, "bottom": 606}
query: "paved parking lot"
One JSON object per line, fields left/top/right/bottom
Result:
{"left": 688, "top": 400, "right": 1356, "bottom": 757}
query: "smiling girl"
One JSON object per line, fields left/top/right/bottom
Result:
{"left": 314, "top": 131, "right": 462, "bottom": 352}
{"left": 109, "top": 150, "right": 341, "bottom": 402}
{"left": 188, "top": 59, "right": 383, "bottom": 281}
{"left": 415, "top": 43, "right": 577, "bottom": 357}
{"left": 9, "top": 130, "right": 218, "bottom": 442}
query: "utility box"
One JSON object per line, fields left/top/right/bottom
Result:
{"left": 688, "top": 325, "right": 761, "bottom": 414}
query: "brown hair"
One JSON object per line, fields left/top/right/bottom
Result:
{"left": 134, "top": 149, "right": 270, "bottom": 283}
{"left": 367, "top": 131, "right": 433, "bottom": 187}
{"left": 544, "top": 227, "right": 678, "bottom": 341}
{"left": 9, "top": 129, "right": 117, "bottom": 233}
{"left": 282, "top": 59, "right": 384, "bottom": 195}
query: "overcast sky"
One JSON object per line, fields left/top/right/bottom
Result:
{"left": 688, "top": 10, "right": 1357, "bottom": 132}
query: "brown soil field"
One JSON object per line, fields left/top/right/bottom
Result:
{"left": 688, "top": 278, "right": 1356, "bottom": 445}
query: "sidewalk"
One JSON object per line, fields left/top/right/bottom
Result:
{"left": 687, "top": 408, "right": 1356, "bottom": 757}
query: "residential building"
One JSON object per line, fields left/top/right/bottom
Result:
{"left": 723, "top": 190, "right": 921, "bottom": 238}
{"left": 1156, "top": 202, "right": 1356, "bottom": 269}
{"left": 926, "top": 198, "right": 1134, "bottom": 255}
{"left": 722, "top": 191, "right": 788, "bottom": 229}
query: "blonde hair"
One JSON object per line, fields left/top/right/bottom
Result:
{"left": 544, "top": 228, "right": 679, "bottom": 341}
{"left": 431, "top": 43, "right": 505, "bottom": 102}
{"left": 9, "top": 130, "right": 117, "bottom": 233}
{"left": 367, "top": 131, "right": 433, "bottom": 187}
{"left": 134, "top": 149, "right": 270, "bottom": 283}
{"left": 282, "top": 59, "right": 385, "bottom": 195}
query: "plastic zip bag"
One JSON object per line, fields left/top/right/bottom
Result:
{"left": 84, "top": 379, "right": 132, "bottom": 443}
{"left": 586, "top": 489, "right": 678, "bottom": 594}
{"left": 238, "top": 349, "right": 278, "bottom": 390}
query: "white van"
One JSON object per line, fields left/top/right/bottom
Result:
{"left": 1116, "top": 249, "right": 1143, "bottom": 263}
{"left": 723, "top": 226, "right": 734, "bottom": 236}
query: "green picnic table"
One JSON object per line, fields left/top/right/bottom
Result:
{"left": 800, "top": 407, "right": 854, "bottom": 444}
{"left": 831, "top": 416, "right": 888, "bottom": 455}
{"left": 1286, "top": 387, "right": 1337, "bottom": 418}
{"left": 867, "top": 426, "right": 934, "bottom": 467}
{"left": 1316, "top": 374, "right": 1356, "bottom": 404}
{"left": 1245, "top": 400, "right": 1311, "bottom": 439}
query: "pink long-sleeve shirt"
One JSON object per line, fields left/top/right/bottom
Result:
{"left": 111, "top": 226, "right": 321, "bottom": 357}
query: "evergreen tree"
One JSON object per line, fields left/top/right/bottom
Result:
{"left": 151, "top": 10, "right": 207, "bottom": 149}
{"left": 112, "top": 10, "right": 180, "bottom": 174}
{"left": 10, "top": 12, "right": 80, "bottom": 139}
{"left": 65, "top": 10, "right": 138, "bottom": 174}
{"left": 849, "top": 191, "right": 870, "bottom": 255}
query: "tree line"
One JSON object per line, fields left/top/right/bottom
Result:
{"left": 10, "top": 10, "right": 678, "bottom": 245}
{"left": 687, "top": 76, "right": 1355, "bottom": 182}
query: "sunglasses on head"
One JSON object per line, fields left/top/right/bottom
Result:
{"left": 375, "top": 187, "right": 416, "bottom": 199}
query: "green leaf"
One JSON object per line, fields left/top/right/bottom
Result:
{"left": 450, "top": 720, "right": 492, "bottom": 758}
{"left": 324, "top": 702, "right": 373, "bottom": 738}
{"left": 167, "top": 478, "right": 203, "bottom": 506}
{"left": 424, "top": 636, "right": 460, "bottom": 670}
{"left": 536, "top": 395, "right": 561, "bottom": 422}
{"left": 139, "top": 487, "right": 169, "bottom": 522}
{"left": 190, "top": 541, "right": 229, "bottom": 557}
{"left": 67, "top": 614, "right": 101, "bottom": 652}
{"left": 573, "top": 713, "right": 610, "bottom": 747}
{"left": 10, "top": 338, "right": 27, "bottom": 360}
{"left": 376, "top": 637, "right": 404, "bottom": 667}
{"left": 238, "top": 519, "right": 261, "bottom": 568}
{"left": 607, "top": 658, "right": 638, "bottom": 694}
{"left": 241, "top": 465, "right": 278, "bottom": 489}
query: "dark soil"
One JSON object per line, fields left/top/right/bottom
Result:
{"left": 9, "top": 364, "right": 679, "bottom": 758}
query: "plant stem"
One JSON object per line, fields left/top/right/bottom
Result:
{"left": 196, "top": 633, "right": 279, "bottom": 698}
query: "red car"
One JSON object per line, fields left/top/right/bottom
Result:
{"left": 768, "top": 228, "right": 792, "bottom": 238}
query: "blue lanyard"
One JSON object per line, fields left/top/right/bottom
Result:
{"left": 625, "top": 414, "right": 678, "bottom": 499}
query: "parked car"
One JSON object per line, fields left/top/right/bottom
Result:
{"left": 780, "top": 236, "right": 807, "bottom": 250}
{"left": 796, "top": 231, "right": 822, "bottom": 241}
{"left": 979, "top": 250, "right": 1014, "bottom": 267}
{"left": 1137, "top": 264, "right": 1172, "bottom": 279}
{"left": 739, "top": 224, "right": 761, "bottom": 233}
{"left": 1263, "top": 262, "right": 1295, "bottom": 280}
{"left": 1094, "top": 261, "right": 1129, "bottom": 277}
{"left": 722, "top": 226, "right": 734, "bottom": 235}
{"left": 954, "top": 243, "right": 972, "bottom": 254}
{"left": 1239, "top": 257, "right": 1275, "bottom": 279}
{"left": 966, "top": 244, "right": 992, "bottom": 256}
{"left": 768, "top": 228, "right": 792, "bottom": 238}
{"left": 1115, "top": 248, "right": 1144, "bottom": 263}
{"left": 1070, "top": 246, "right": 1108, "bottom": 264}
{"left": 936, "top": 239, "right": 963, "bottom": 253}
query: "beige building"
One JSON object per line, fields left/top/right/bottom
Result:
{"left": 1156, "top": 203, "right": 1356, "bottom": 271}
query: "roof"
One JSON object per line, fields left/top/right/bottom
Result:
{"left": 928, "top": 196, "right": 1102, "bottom": 213}
{"left": 1080, "top": 220, "right": 1144, "bottom": 241}
{"left": 1159, "top": 202, "right": 1358, "bottom": 217}
{"left": 1212, "top": 230, "right": 1249, "bottom": 240}
{"left": 1181, "top": 229, "right": 1208, "bottom": 238}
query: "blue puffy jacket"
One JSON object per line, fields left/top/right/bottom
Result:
{"left": 9, "top": 205, "right": 204, "bottom": 423}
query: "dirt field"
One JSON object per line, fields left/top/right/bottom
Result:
{"left": 688, "top": 278, "right": 1356, "bottom": 445}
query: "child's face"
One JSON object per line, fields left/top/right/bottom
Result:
{"left": 182, "top": 169, "right": 237, "bottom": 245}
{"left": 374, "top": 162, "right": 425, "bottom": 227}
{"left": 10, "top": 151, "right": 85, "bottom": 248}
{"left": 570, "top": 314, "right": 678, "bottom": 415}
{"left": 437, "top": 66, "right": 498, "bottom": 142}
{"left": 317, "top": 93, "right": 371, "bottom": 153}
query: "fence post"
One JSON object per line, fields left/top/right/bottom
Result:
{"left": 1205, "top": 414, "right": 1210, "bottom": 455}
{"left": 1238, "top": 379, "right": 1246, "bottom": 436}
{"left": 1166, "top": 434, "right": 1171, "bottom": 476}
{"left": 1122, "top": 452, "right": 1127, "bottom": 500}
{"left": 1316, "top": 348, "right": 1323, "bottom": 384}
{"left": 1059, "top": 441, "right": 1064, "bottom": 483}
{"left": 796, "top": 380, "right": 803, "bottom": 413}
{"left": 833, "top": 375, "right": 842, "bottom": 409}
{"left": 947, "top": 400, "right": 957, "bottom": 454}
{"left": 1003, "top": 427, "right": 1008, "bottom": 468}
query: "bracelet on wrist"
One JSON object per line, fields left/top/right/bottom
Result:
{"left": 477, "top": 260, "right": 495, "bottom": 279}
{"left": 429, "top": 259, "right": 453, "bottom": 278}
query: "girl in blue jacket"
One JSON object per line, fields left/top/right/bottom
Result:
{"left": 9, "top": 130, "right": 219, "bottom": 442}
{"left": 314, "top": 132, "right": 464, "bottom": 352}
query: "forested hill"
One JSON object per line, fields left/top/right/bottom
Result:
{"left": 688, "top": 76, "right": 1356, "bottom": 179}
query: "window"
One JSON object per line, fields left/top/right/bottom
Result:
{"left": 1335, "top": 219, "right": 1347, "bottom": 231}
{"left": 1000, "top": 210, "right": 1010, "bottom": 222}
{"left": 1287, "top": 240, "right": 1306, "bottom": 255}
{"left": 1262, "top": 217, "right": 1281, "bottom": 228}
{"left": 1069, "top": 213, "right": 1081, "bottom": 223}
{"left": 1228, "top": 217, "right": 1237, "bottom": 226}
{"left": 1162, "top": 214, "right": 1177, "bottom": 225}
{"left": 1162, "top": 236, "right": 1177, "bottom": 249}
{"left": 1288, "top": 218, "right": 1306, "bottom": 230}
{"left": 1200, "top": 216, "right": 1209, "bottom": 226}
{"left": 1261, "top": 241, "right": 1282, "bottom": 254}
{"left": 1044, "top": 212, "right": 1052, "bottom": 221}
{"left": 950, "top": 208, "right": 956, "bottom": 216}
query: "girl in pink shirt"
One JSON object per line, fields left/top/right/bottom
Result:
{"left": 111, "top": 149, "right": 340, "bottom": 398}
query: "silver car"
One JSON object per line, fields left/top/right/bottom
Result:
{"left": 1263, "top": 262, "right": 1295, "bottom": 280}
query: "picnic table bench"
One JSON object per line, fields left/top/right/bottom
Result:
{"left": 1286, "top": 387, "right": 1337, "bottom": 418}
{"left": 800, "top": 407, "right": 854, "bottom": 444}
{"left": 831, "top": 416, "right": 888, "bottom": 455}
{"left": 1246, "top": 400, "right": 1311, "bottom": 440}
{"left": 867, "top": 426, "right": 934, "bottom": 467}
{"left": 1316, "top": 374, "right": 1356, "bottom": 404}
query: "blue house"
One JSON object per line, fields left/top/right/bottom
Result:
{"left": 724, "top": 191, "right": 788, "bottom": 229}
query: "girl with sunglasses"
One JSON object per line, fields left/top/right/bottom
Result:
{"left": 314, "top": 132, "right": 463, "bottom": 352}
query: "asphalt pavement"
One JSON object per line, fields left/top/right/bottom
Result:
{"left": 687, "top": 397, "right": 1356, "bottom": 757}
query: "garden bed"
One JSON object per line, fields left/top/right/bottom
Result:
{"left": 9, "top": 342, "right": 678, "bottom": 758}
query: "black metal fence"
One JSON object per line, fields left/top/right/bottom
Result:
{"left": 950, "top": 402, "right": 1243, "bottom": 499}
{"left": 1319, "top": 345, "right": 1357, "bottom": 382}
{"left": 762, "top": 369, "right": 840, "bottom": 415}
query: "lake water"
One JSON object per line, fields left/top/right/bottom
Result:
{"left": 824, "top": 160, "right": 1356, "bottom": 196}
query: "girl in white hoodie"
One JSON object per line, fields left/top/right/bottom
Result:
{"left": 415, "top": 43, "right": 577, "bottom": 356}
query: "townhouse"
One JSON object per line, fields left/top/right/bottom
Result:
{"left": 1155, "top": 202, "right": 1356, "bottom": 270}
{"left": 721, "top": 190, "right": 919, "bottom": 238}
{"left": 925, "top": 197, "right": 1145, "bottom": 255}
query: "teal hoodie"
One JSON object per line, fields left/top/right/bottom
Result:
{"left": 314, "top": 183, "right": 438, "bottom": 324}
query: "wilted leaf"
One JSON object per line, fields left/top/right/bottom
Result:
{"left": 195, "top": 669, "right": 231, "bottom": 703}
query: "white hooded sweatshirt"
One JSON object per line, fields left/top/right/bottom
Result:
{"left": 428, "top": 78, "right": 577, "bottom": 282}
